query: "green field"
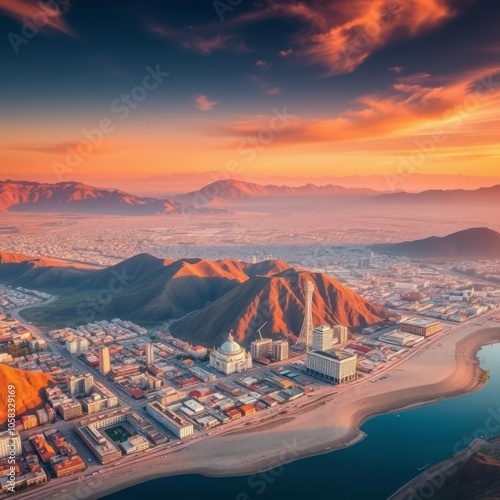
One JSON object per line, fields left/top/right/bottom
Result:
{"left": 104, "top": 425, "right": 133, "bottom": 443}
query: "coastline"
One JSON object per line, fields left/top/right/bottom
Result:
{"left": 17, "top": 324, "right": 500, "bottom": 500}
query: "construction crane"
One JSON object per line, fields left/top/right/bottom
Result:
{"left": 256, "top": 322, "right": 268, "bottom": 340}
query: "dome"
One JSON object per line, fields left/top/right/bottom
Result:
{"left": 219, "top": 331, "right": 243, "bottom": 354}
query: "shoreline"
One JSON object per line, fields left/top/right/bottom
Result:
{"left": 15, "top": 324, "right": 500, "bottom": 500}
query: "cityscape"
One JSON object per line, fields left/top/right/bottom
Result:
{"left": 1, "top": 1, "right": 500, "bottom": 499}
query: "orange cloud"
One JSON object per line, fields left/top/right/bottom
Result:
{"left": 0, "top": 0, "right": 72, "bottom": 35}
{"left": 260, "top": 0, "right": 474, "bottom": 74}
{"left": 220, "top": 65, "right": 500, "bottom": 145}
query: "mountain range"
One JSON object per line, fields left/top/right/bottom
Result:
{"left": 173, "top": 179, "right": 378, "bottom": 206}
{"left": 1, "top": 179, "right": 498, "bottom": 214}
{"left": 372, "top": 228, "right": 500, "bottom": 259}
{"left": 0, "top": 252, "right": 388, "bottom": 346}
{"left": 0, "top": 180, "right": 226, "bottom": 215}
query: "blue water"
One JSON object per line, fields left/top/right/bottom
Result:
{"left": 103, "top": 343, "right": 500, "bottom": 500}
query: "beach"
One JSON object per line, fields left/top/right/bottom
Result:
{"left": 17, "top": 321, "right": 500, "bottom": 500}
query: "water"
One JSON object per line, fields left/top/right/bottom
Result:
{"left": 103, "top": 343, "right": 500, "bottom": 500}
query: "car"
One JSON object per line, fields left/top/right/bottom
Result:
{"left": 92, "top": 472, "right": 98, "bottom": 476}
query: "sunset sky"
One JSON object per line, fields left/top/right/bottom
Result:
{"left": 1, "top": 0, "right": 499, "bottom": 189}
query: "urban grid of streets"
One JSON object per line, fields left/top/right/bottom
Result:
{"left": 6, "top": 272, "right": 499, "bottom": 500}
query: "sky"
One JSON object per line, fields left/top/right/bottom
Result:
{"left": 1, "top": 0, "right": 500, "bottom": 189}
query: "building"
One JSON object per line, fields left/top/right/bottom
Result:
{"left": 74, "top": 407, "right": 167, "bottom": 464}
{"left": 306, "top": 349, "right": 357, "bottom": 384}
{"left": 250, "top": 338, "right": 272, "bottom": 359}
{"left": 58, "top": 400, "right": 83, "bottom": 421}
{"left": 155, "top": 387, "right": 186, "bottom": 406}
{"left": 120, "top": 435, "right": 150, "bottom": 455}
{"left": 30, "top": 434, "right": 57, "bottom": 463}
{"left": 146, "top": 401, "right": 194, "bottom": 438}
{"left": 272, "top": 340, "right": 289, "bottom": 361}
{"left": 22, "top": 414, "right": 38, "bottom": 430}
{"left": 99, "top": 346, "right": 111, "bottom": 375}
{"left": 65, "top": 337, "right": 89, "bottom": 354}
{"left": 400, "top": 318, "right": 442, "bottom": 337}
{"left": 0, "top": 431, "right": 21, "bottom": 459}
{"left": 36, "top": 409, "right": 49, "bottom": 425}
{"left": 312, "top": 325, "right": 334, "bottom": 351}
{"left": 209, "top": 332, "right": 252, "bottom": 375}
{"left": 332, "top": 324, "right": 349, "bottom": 344}
{"left": 81, "top": 382, "right": 119, "bottom": 415}
{"left": 52, "top": 456, "right": 87, "bottom": 478}
{"left": 68, "top": 374, "right": 94, "bottom": 396}
{"left": 145, "top": 343, "right": 154, "bottom": 367}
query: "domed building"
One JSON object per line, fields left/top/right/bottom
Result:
{"left": 209, "top": 332, "right": 252, "bottom": 375}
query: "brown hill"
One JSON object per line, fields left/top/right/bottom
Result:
{"left": 13, "top": 254, "right": 291, "bottom": 326}
{"left": 170, "top": 269, "right": 387, "bottom": 346}
{"left": 0, "top": 252, "right": 94, "bottom": 288}
{"left": 372, "top": 227, "right": 500, "bottom": 259}
{"left": 0, "top": 180, "right": 227, "bottom": 215}
{"left": 0, "top": 364, "right": 54, "bottom": 426}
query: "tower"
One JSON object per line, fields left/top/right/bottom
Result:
{"left": 145, "top": 343, "right": 154, "bottom": 367}
{"left": 99, "top": 346, "right": 110, "bottom": 375}
{"left": 295, "top": 281, "right": 315, "bottom": 350}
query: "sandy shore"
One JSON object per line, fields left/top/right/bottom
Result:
{"left": 17, "top": 322, "right": 500, "bottom": 500}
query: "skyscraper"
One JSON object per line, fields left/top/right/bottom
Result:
{"left": 332, "top": 325, "right": 349, "bottom": 344}
{"left": 145, "top": 343, "right": 154, "bottom": 366}
{"left": 272, "top": 340, "right": 289, "bottom": 361}
{"left": 69, "top": 374, "right": 94, "bottom": 395}
{"left": 99, "top": 346, "right": 110, "bottom": 375}
{"left": 312, "top": 325, "right": 335, "bottom": 351}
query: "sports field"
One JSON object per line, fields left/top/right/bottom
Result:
{"left": 104, "top": 425, "right": 133, "bottom": 443}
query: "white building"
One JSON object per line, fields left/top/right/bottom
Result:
{"left": 0, "top": 431, "right": 21, "bottom": 459}
{"left": 306, "top": 350, "right": 357, "bottom": 384}
{"left": 209, "top": 332, "right": 252, "bottom": 375}
{"left": 65, "top": 337, "right": 89, "bottom": 354}
{"left": 312, "top": 325, "right": 334, "bottom": 351}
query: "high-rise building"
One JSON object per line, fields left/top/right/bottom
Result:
{"left": 68, "top": 374, "right": 94, "bottom": 396}
{"left": 312, "top": 325, "right": 335, "bottom": 351}
{"left": 250, "top": 338, "right": 273, "bottom": 359}
{"left": 145, "top": 343, "right": 154, "bottom": 367}
{"left": 332, "top": 325, "right": 349, "bottom": 344}
{"left": 0, "top": 430, "right": 22, "bottom": 459}
{"left": 272, "top": 340, "right": 289, "bottom": 361}
{"left": 65, "top": 337, "right": 89, "bottom": 354}
{"left": 306, "top": 349, "right": 357, "bottom": 384}
{"left": 99, "top": 346, "right": 111, "bottom": 375}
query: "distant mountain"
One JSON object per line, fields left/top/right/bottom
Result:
{"left": 0, "top": 364, "right": 54, "bottom": 426}
{"left": 372, "top": 184, "right": 500, "bottom": 205}
{"left": 372, "top": 228, "right": 500, "bottom": 259}
{"left": 4, "top": 253, "right": 387, "bottom": 342}
{"left": 173, "top": 179, "right": 379, "bottom": 206}
{"left": 0, "top": 180, "right": 227, "bottom": 215}
{"left": 170, "top": 268, "right": 387, "bottom": 346}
